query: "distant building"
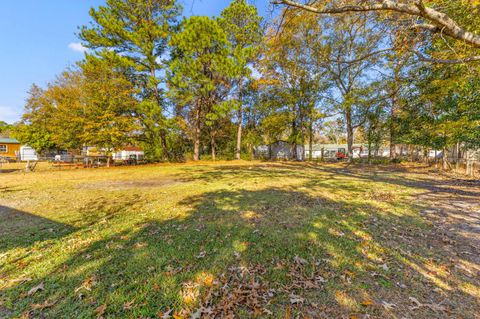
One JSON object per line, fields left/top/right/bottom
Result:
{"left": 112, "top": 146, "right": 144, "bottom": 161}
{"left": 0, "top": 138, "right": 20, "bottom": 160}
{"left": 305, "top": 144, "right": 365, "bottom": 159}
{"left": 255, "top": 141, "right": 305, "bottom": 161}
{"left": 19, "top": 145, "right": 39, "bottom": 161}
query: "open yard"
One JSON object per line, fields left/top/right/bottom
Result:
{"left": 0, "top": 162, "right": 479, "bottom": 318}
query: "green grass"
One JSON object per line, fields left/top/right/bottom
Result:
{"left": 0, "top": 162, "right": 478, "bottom": 318}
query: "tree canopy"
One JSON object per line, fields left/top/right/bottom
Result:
{"left": 11, "top": 0, "right": 480, "bottom": 168}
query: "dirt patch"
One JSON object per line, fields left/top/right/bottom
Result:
{"left": 412, "top": 173, "right": 480, "bottom": 251}
{"left": 409, "top": 171, "right": 480, "bottom": 292}
{"left": 77, "top": 178, "right": 187, "bottom": 190}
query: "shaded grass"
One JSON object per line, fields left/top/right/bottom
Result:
{"left": 0, "top": 162, "right": 478, "bottom": 318}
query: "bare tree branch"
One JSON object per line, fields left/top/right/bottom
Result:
{"left": 411, "top": 50, "right": 480, "bottom": 64}
{"left": 327, "top": 48, "right": 393, "bottom": 64}
{"left": 272, "top": 0, "right": 480, "bottom": 48}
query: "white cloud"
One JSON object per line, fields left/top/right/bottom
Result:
{"left": 0, "top": 105, "right": 22, "bottom": 124}
{"left": 68, "top": 42, "right": 88, "bottom": 53}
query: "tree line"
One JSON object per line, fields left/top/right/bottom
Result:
{"left": 12, "top": 0, "right": 480, "bottom": 163}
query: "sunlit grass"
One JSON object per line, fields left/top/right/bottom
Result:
{"left": 0, "top": 161, "right": 478, "bottom": 318}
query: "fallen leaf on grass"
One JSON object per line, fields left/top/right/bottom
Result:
{"left": 381, "top": 301, "right": 396, "bottom": 310}
{"left": 27, "top": 282, "right": 44, "bottom": 296}
{"left": 31, "top": 300, "right": 56, "bottom": 310}
{"left": 409, "top": 297, "right": 446, "bottom": 312}
{"left": 134, "top": 242, "right": 147, "bottom": 249}
{"left": 289, "top": 293, "right": 304, "bottom": 304}
{"left": 95, "top": 304, "right": 107, "bottom": 317}
{"left": 123, "top": 299, "right": 135, "bottom": 310}
{"left": 361, "top": 299, "right": 374, "bottom": 306}
{"left": 263, "top": 308, "right": 273, "bottom": 315}
{"left": 10, "top": 277, "right": 32, "bottom": 285}
{"left": 284, "top": 305, "right": 292, "bottom": 318}
{"left": 191, "top": 307, "right": 213, "bottom": 319}
{"left": 196, "top": 251, "right": 206, "bottom": 259}
{"left": 75, "top": 276, "right": 97, "bottom": 293}
{"left": 157, "top": 309, "right": 172, "bottom": 319}
{"left": 293, "top": 255, "right": 307, "bottom": 265}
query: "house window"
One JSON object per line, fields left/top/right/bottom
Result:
{"left": 0, "top": 145, "right": 7, "bottom": 153}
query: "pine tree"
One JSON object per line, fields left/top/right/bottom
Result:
{"left": 79, "top": 0, "right": 180, "bottom": 161}
{"left": 219, "top": 0, "right": 263, "bottom": 160}
{"left": 168, "top": 16, "right": 237, "bottom": 161}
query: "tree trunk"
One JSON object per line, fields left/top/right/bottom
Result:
{"left": 150, "top": 66, "right": 170, "bottom": 161}
{"left": 211, "top": 130, "right": 216, "bottom": 161}
{"left": 389, "top": 74, "right": 398, "bottom": 160}
{"left": 193, "top": 103, "right": 201, "bottom": 161}
{"left": 235, "top": 82, "right": 243, "bottom": 160}
{"left": 368, "top": 140, "right": 372, "bottom": 165}
{"left": 455, "top": 142, "right": 460, "bottom": 172}
{"left": 291, "top": 115, "right": 298, "bottom": 161}
{"left": 308, "top": 120, "right": 313, "bottom": 161}
{"left": 345, "top": 109, "right": 354, "bottom": 161}
{"left": 442, "top": 147, "right": 448, "bottom": 170}
{"left": 160, "top": 129, "right": 169, "bottom": 161}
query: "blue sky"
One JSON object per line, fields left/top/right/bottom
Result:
{"left": 0, "top": 0, "right": 270, "bottom": 124}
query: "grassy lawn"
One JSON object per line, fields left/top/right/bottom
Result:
{"left": 0, "top": 162, "right": 478, "bottom": 318}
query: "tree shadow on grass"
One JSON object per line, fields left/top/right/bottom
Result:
{"left": 1, "top": 185, "right": 478, "bottom": 318}
{"left": 0, "top": 205, "right": 76, "bottom": 253}
{"left": 174, "top": 163, "right": 313, "bottom": 183}
{"left": 310, "top": 163, "right": 480, "bottom": 198}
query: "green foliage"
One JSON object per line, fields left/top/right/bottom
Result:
{"left": 168, "top": 16, "right": 238, "bottom": 159}
{"left": 79, "top": 53, "right": 139, "bottom": 153}
{"left": 13, "top": 0, "right": 480, "bottom": 163}
{"left": 13, "top": 84, "right": 58, "bottom": 152}
{"left": 398, "top": 65, "right": 480, "bottom": 152}
{"left": 0, "top": 121, "right": 14, "bottom": 138}
{"left": 219, "top": 0, "right": 263, "bottom": 79}
{"left": 79, "top": 0, "right": 181, "bottom": 161}
{"left": 14, "top": 55, "right": 139, "bottom": 156}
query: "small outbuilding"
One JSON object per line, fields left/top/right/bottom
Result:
{"left": 0, "top": 138, "right": 21, "bottom": 161}
{"left": 20, "top": 145, "right": 39, "bottom": 161}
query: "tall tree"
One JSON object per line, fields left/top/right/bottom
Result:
{"left": 79, "top": 0, "right": 180, "bottom": 161}
{"left": 14, "top": 73, "right": 86, "bottom": 153}
{"left": 320, "top": 15, "right": 384, "bottom": 159}
{"left": 168, "top": 16, "right": 236, "bottom": 161}
{"left": 79, "top": 53, "right": 139, "bottom": 166}
{"left": 219, "top": 0, "right": 263, "bottom": 160}
{"left": 13, "top": 84, "right": 57, "bottom": 153}
{"left": 260, "top": 11, "right": 327, "bottom": 160}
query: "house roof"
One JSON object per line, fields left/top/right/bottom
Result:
{"left": 0, "top": 137, "right": 20, "bottom": 144}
